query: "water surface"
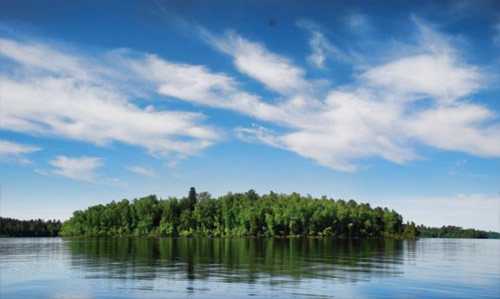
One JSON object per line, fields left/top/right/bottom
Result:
{"left": 1, "top": 238, "right": 499, "bottom": 298}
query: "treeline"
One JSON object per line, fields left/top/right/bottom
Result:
{"left": 60, "top": 188, "right": 418, "bottom": 239}
{"left": 0, "top": 217, "right": 61, "bottom": 237}
{"left": 417, "top": 225, "right": 500, "bottom": 239}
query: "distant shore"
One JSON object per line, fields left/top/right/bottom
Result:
{"left": 4, "top": 189, "right": 497, "bottom": 239}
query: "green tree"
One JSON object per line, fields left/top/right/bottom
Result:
{"left": 57, "top": 190, "right": 499, "bottom": 239}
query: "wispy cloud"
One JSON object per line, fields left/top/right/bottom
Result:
{"left": 297, "top": 19, "right": 350, "bottom": 68}
{"left": 200, "top": 20, "right": 500, "bottom": 171}
{"left": 345, "top": 13, "right": 371, "bottom": 33}
{"left": 49, "top": 155, "right": 103, "bottom": 182}
{"left": 202, "top": 30, "right": 311, "bottom": 96}
{"left": 129, "top": 52, "right": 291, "bottom": 124}
{"left": 0, "top": 38, "right": 219, "bottom": 162}
{"left": 362, "top": 20, "right": 482, "bottom": 104}
{"left": 0, "top": 139, "right": 40, "bottom": 164}
{"left": 126, "top": 165, "right": 156, "bottom": 177}
{"left": 1, "top": 17, "right": 499, "bottom": 174}
{"left": 235, "top": 125, "right": 284, "bottom": 149}
{"left": 362, "top": 54, "right": 481, "bottom": 103}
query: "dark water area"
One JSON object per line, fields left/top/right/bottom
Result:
{"left": 0, "top": 238, "right": 499, "bottom": 298}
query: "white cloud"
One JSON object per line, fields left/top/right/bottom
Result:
{"left": 203, "top": 21, "right": 500, "bottom": 172}
{"left": 34, "top": 168, "right": 50, "bottom": 176}
{"left": 203, "top": 30, "right": 310, "bottom": 95}
{"left": 297, "top": 19, "right": 349, "bottom": 69}
{"left": 362, "top": 54, "right": 482, "bottom": 103}
{"left": 0, "top": 38, "right": 94, "bottom": 80}
{"left": 236, "top": 89, "right": 418, "bottom": 172}
{"left": 0, "top": 76, "right": 216, "bottom": 155}
{"left": 0, "top": 139, "right": 39, "bottom": 156}
{"left": 346, "top": 13, "right": 371, "bottom": 32}
{"left": 128, "top": 53, "right": 235, "bottom": 103}
{"left": 406, "top": 104, "right": 500, "bottom": 156}
{"left": 49, "top": 155, "right": 103, "bottom": 182}
{"left": 0, "top": 139, "right": 40, "bottom": 164}
{"left": 128, "top": 53, "right": 290, "bottom": 123}
{"left": 126, "top": 165, "right": 156, "bottom": 177}
{"left": 1, "top": 19, "right": 500, "bottom": 174}
{"left": 235, "top": 125, "right": 284, "bottom": 149}
{"left": 0, "top": 38, "right": 219, "bottom": 161}
{"left": 361, "top": 19, "right": 483, "bottom": 103}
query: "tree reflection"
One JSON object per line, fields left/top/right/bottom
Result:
{"left": 65, "top": 238, "right": 409, "bottom": 284}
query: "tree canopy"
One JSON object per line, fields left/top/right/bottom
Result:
{"left": 0, "top": 217, "right": 61, "bottom": 237}
{"left": 417, "top": 225, "right": 500, "bottom": 239}
{"left": 3, "top": 190, "right": 498, "bottom": 239}
{"left": 60, "top": 190, "right": 417, "bottom": 238}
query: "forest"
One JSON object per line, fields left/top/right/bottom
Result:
{"left": 2, "top": 189, "right": 498, "bottom": 239}
{"left": 59, "top": 188, "right": 417, "bottom": 238}
{"left": 0, "top": 217, "right": 61, "bottom": 237}
{"left": 417, "top": 225, "right": 500, "bottom": 239}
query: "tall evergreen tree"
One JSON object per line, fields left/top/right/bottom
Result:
{"left": 188, "top": 187, "right": 197, "bottom": 210}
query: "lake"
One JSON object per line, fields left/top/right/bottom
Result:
{"left": 0, "top": 238, "right": 499, "bottom": 299}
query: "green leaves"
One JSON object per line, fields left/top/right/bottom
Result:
{"left": 59, "top": 189, "right": 416, "bottom": 239}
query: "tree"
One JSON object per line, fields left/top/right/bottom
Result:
{"left": 58, "top": 190, "right": 499, "bottom": 239}
{"left": 246, "top": 189, "right": 259, "bottom": 201}
{"left": 188, "top": 187, "right": 197, "bottom": 211}
{"left": 0, "top": 217, "right": 62, "bottom": 237}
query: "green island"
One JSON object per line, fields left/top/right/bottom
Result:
{"left": 2, "top": 188, "right": 497, "bottom": 239}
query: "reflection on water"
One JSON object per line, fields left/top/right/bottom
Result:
{"left": 1, "top": 238, "right": 499, "bottom": 299}
{"left": 67, "top": 238, "right": 405, "bottom": 283}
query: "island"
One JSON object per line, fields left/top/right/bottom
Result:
{"left": 2, "top": 188, "right": 497, "bottom": 239}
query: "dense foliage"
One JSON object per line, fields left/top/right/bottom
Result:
{"left": 3, "top": 190, "right": 498, "bottom": 239}
{"left": 60, "top": 189, "right": 418, "bottom": 239}
{"left": 417, "top": 225, "right": 500, "bottom": 239}
{"left": 0, "top": 217, "right": 61, "bottom": 237}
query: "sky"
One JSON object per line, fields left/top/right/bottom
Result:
{"left": 0, "top": 0, "right": 499, "bottom": 231}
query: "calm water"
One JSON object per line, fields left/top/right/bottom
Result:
{"left": 0, "top": 238, "right": 499, "bottom": 299}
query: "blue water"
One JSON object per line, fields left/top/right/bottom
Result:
{"left": 0, "top": 238, "right": 499, "bottom": 299}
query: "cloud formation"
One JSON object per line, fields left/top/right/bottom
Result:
{"left": 1, "top": 18, "right": 499, "bottom": 173}
{"left": 128, "top": 54, "right": 273, "bottom": 117}
{"left": 297, "top": 20, "right": 349, "bottom": 69}
{"left": 201, "top": 21, "right": 500, "bottom": 171}
{"left": 346, "top": 13, "right": 371, "bottom": 32}
{"left": 49, "top": 156, "right": 103, "bottom": 182}
{"left": 126, "top": 165, "right": 156, "bottom": 177}
{"left": 361, "top": 50, "right": 481, "bottom": 103}
{"left": 0, "top": 38, "right": 219, "bottom": 161}
{"left": 203, "top": 30, "right": 311, "bottom": 96}
{"left": 0, "top": 139, "right": 40, "bottom": 163}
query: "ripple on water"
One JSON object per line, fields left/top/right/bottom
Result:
{"left": 0, "top": 238, "right": 499, "bottom": 299}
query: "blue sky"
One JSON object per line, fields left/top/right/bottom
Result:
{"left": 0, "top": 0, "right": 499, "bottom": 231}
